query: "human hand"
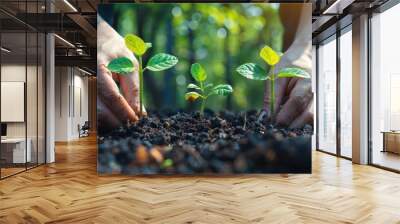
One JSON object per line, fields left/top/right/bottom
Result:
{"left": 97, "top": 18, "right": 145, "bottom": 129}
{"left": 263, "top": 57, "right": 313, "bottom": 129}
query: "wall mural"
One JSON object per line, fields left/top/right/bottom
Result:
{"left": 97, "top": 3, "right": 313, "bottom": 174}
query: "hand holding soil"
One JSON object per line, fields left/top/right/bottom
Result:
{"left": 97, "top": 18, "right": 144, "bottom": 129}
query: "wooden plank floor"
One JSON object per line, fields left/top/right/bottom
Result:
{"left": 1, "top": 136, "right": 400, "bottom": 224}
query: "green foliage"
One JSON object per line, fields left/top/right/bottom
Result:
{"left": 185, "top": 91, "right": 202, "bottom": 102}
{"left": 211, "top": 84, "right": 233, "bottom": 96}
{"left": 187, "top": 83, "right": 201, "bottom": 90}
{"left": 259, "top": 45, "right": 281, "bottom": 66}
{"left": 190, "top": 63, "right": 207, "bottom": 82}
{"left": 161, "top": 158, "right": 174, "bottom": 168}
{"left": 146, "top": 53, "right": 179, "bottom": 71}
{"left": 107, "top": 34, "right": 178, "bottom": 117}
{"left": 107, "top": 3, "right": 284, "bottom": 111}
{"left": 107, "top": 57, "right": 135, "bottom": 74}
{"left": 277, "top": 67, "right": 311, "bottom": 79}
{"left": 125, "top": 34, "right": 148, "bottom": 56}
{"left": 185, "top": 63, "right": 233, "bottom": 114}
{"left": 236, "top": 63, "right": 268, "bottom": 80}
{"left": 236, "top": 45, "right": 310, "bottom": 116}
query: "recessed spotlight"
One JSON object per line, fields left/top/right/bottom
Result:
{"left": 63, "top": 0, "right": 78, "bottom": 12}
{"left": 78, "top": 67, "right": 93, "bottom": 76}
{"left": 1, "top": 47, "right": 11, "bottom": 53}
{"left": 54, "top": 34, "right": 75, "bottom": 48}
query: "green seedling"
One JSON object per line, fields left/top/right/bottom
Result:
{"left": 161, "top": 158, "right": 174, "bottom": 169}
{"left": 107, "top": 34, "right": 178, "bottom": 117}
{"left": 236, "top": 45, "right": 310, "bottom": 118}
{"left": 185, "top": 63, "right": 233, "bottom": 115}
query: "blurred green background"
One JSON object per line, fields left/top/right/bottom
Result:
{"left": 98, "top": 3, "right": 284, "bottom": 111}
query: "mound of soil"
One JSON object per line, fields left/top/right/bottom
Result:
{"left": 98, "top": 110, "right": 312, "bottom": 174}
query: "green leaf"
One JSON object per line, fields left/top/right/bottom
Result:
{"left": 161, "top": 159, "right": 173, "bottom": 168}
{"left": 185, "top": 92, "right": 202, "bottom": 102}
{"left": 107, "top": 57, "right": 134, "bottom": 74}
{"left": 277, "top": 68, "right": 311, "bottom": 79}
{"left": 259, "top": 45, "right": 281, "bottom": 66}
{"left": 191, "top": 63, "right": 207, "bottom": 82}
{"left": 236, "top": 63, "right": 268, "bottom": 80}
{"left": 125, "top": 34, "right": 147, "bottom": 56}
{"left": 210, "top": 84, "right": 233, "bottom": 96}
{"left": 187, "top": 83, "right": 201, "bottom": 90}
{"left": 204, "top": 83, "right": 214, "bottom": 89}
{"left": 146, "top": 53, "right": 178, "bottom": 71}
{"left": 145, "top": 42, "right": 152, "bottom": 49}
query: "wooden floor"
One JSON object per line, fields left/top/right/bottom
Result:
{"left": 373, "top": 150, "right": 400, "bottom": 171}
{"left": 1, "top": 136, "right": 400, "bottom": 224}
{"left": 1, "top": 167, "right": 26, "bottom": 178}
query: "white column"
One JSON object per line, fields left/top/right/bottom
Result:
{"left": 46, "top": 1, "right": 55, "bottom": 163}
{"left": 352, "top": 14, "right": 369, "bottom": 164}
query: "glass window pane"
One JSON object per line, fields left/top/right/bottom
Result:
{"left": 340, "top": 29, "right": 352, "bottom": 158}
{"left": 371, "top": 4, "right": 400, "bottom": 171}
{"left": 1, "top": 31, "right": 27, "bottom": 177}
{"left": 312, "top": 45, "right": 317, "bottom": 150}
{"left": 318, "top": 37, "right": 337, "bottom": 154}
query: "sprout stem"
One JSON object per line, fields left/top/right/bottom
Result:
{"left": 200, "top": 99, "right": 206, "bottom": 115}
{"left": 139, "top": 56, "right": 144, "bottom": 117}
{"left": 270, "top": 66, "right": 275, "bottom": 120}
{"left": 200, "top": 81, "right": 205, "bottom": 115}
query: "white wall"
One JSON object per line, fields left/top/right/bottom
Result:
{"left": 1, "top": 65, "right": 26, "bottom": 139}
{"left": 1, "top": 65, "right": 33, "bottom": 138}
{"left": 55, "top": 67, "right": 89, "bottom": 141}
{"left": 55, "top": 67, "right": 69, "bottom": 141}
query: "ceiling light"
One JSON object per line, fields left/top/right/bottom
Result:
{"left": 322, "top": 0, "right": 354, "bottom": 15}
{"left": 63, "top": 0, "right": 78, "bottom": 12}
{"left": 54, "top": 34, "right": 75, "bottom": 48}
{"left": 78, "top": 67, "right": 93, "bottom": 76}
{"left": 1, "top": 47, "right": 11, "bottom": 53}
{"left": 323, "top": 0, "right": 343, "bottom": 14}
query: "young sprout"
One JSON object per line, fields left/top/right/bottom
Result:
{"left": 107, "top": 34, "right": 178, "bottom": 117}
{"left": 236, "top": 45, "right": 310, "bottom": 118}
{"left": 185, "top": 63, "right": 233, "bottom": 115}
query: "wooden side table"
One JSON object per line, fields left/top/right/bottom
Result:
{"left": 382, "top": 131, "right": 400, "bottom": 154}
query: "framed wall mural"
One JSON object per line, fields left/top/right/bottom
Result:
{"left": 97, "top": 3, "right": 313, "bottom": 174}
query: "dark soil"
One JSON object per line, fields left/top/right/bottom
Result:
{"left": 98, "top": 110, "right": 312, "bottom": 174}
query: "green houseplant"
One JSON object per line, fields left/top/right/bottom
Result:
{"left": 107, "top": 34, "right": 179, "bottom": 117}
{"left": 236, "top": 45, "right": 310, "bottom": 118}
{"left": 185, "top": 63, "right": 233, "bottom": 115}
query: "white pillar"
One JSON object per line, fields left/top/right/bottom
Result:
{"left": 46, "top": 1, "right": 55, "bottom": 163}
{"left": 352, "top": 14, "right": 369, "bottom": 164}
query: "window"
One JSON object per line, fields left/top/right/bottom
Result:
{"left": 0, "top": 1, "right": 47, "bottom": 179}
{"left": 371, "top": 3, "right": 400, "bottom": 171}
{"left": 317, "top": 37, "right": 337, "bottom": 154}
{"left": 340, "top": 28, "right": 352, "bottom": 158}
